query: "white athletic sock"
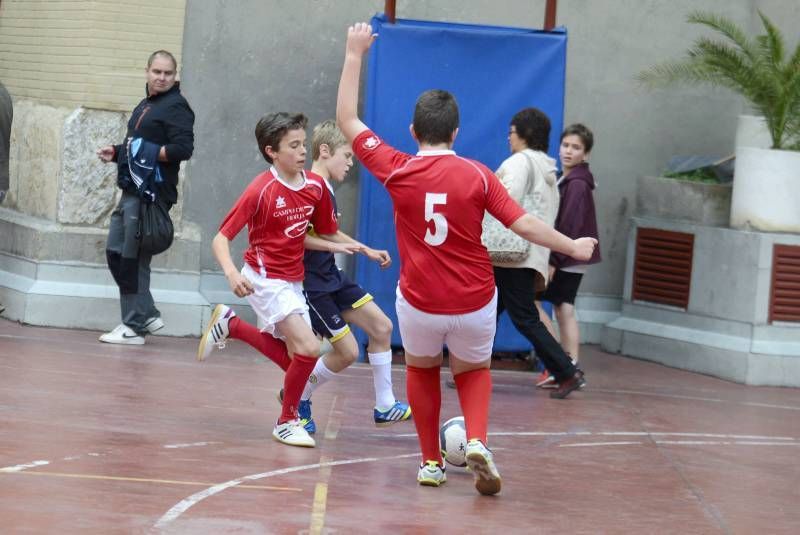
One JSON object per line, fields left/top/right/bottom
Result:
{"left": 368, "top": 350, "right": 395, "bottom": 410}
{"left": 301, "top": 357, "right": 337, "bottom": 401}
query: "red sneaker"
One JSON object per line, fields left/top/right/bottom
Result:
{"left": 535, "top": 370, "right": 557, "bottom": 388}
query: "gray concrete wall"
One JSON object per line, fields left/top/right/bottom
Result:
{"left": 179, "top": 0, "right": 798, "bottom": 297}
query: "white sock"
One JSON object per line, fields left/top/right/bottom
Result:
{"left": 301, "top": 357, "right": 337, "bottom": 401}
{"left": 368, "top": 350, "right": 395, "bottom": 410}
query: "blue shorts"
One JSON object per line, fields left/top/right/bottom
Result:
{"left": 306, "top": 278, "right": 372, "bottom": 342}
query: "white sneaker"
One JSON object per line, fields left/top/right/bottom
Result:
{"left": 144, "top": 316, "right": 164, "bottom": 334}
{"left": 99, "top": 324, "right": 145, "bottom": 345}
{"left": 272, "top": 419, "right": 316, "bottom": 448}
{"left": 465, "top": 439, "right": 502, "bottom": 495}
{"left": 417, "top": 460, "right": 447, "bottom": 487}
{"left": 197, "top": 304, "right": 235, "bottom": 361}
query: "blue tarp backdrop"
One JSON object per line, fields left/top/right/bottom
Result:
{"left": 354, "top": 14, "right": 567, "bottom": 351}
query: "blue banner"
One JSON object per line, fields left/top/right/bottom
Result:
{"left": 354, "top": 14, "right": 567, "bottom": 352}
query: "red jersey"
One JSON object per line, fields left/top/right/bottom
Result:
{"left": 353, "top": 129, "right": 526, "bottom": 314}
{"left": 219, "top": 167, "right": 338, "bottom": 282}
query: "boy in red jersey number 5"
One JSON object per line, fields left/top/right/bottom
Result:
{"left": 336, "top": 23, "right": 597, "bottom": 495}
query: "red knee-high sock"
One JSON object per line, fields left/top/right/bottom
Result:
{"left": 406, "top": 365, "right": 442, "bottom": 465}
{"left": 279, "top": 354, "right": 317, "bottom": 424}
{"left": 228, "top": 317, "right": 291, "bottom": 371}
{"left": 454, "top": 368, "right": 491, "bottom": 444}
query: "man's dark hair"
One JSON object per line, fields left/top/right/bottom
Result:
{"left": 511, "top": 108, "right": 551, "bottom": 152}
{"left": 412, "top": 90, "right": 459, "bottom": 145}
{"left": 254, "top": 112, "right": 308, "bottom": 163}
{"left": 560, "top": 123, "right": 594, "bottom": 153}
{"left": 147, "top": 50, "right": 177, "bottom": 70}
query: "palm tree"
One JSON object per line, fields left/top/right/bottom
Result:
{"left": 638, "top": 11, "right": 800, "bottom": 151}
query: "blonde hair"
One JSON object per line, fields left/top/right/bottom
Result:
{"left": 312, "top": 120, "right": 348, "bottom": 161}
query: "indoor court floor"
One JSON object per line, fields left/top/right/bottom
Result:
{"left": 1, "top": 318, "right": 799, "bottom": 534}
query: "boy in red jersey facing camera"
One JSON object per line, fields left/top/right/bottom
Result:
{"left": 197, "top": 112, "right": 358, "bottom": 449}
{"left": 336, "top": 23, "right": 597, "bottom": 495}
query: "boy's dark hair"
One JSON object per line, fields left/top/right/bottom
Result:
{"left": 510, "top": 108, "right": 551, "bottom": 152}
{"left": 254, "top": 112, "right": 308, "bottom": 163}
{"left": 560, "top": 123, "right": 594, "bottom": 153}
{"left": 412, "top": 90, "right": 459, "bottom": 145}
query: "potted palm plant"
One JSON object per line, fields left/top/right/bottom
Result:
{"left": 638, "top": 11, "right": 800, "bottom": 232}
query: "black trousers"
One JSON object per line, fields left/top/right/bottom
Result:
{"left": 494, "top": 267, "right": 576, "bottom": 382}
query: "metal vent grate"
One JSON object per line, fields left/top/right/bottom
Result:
{"left": 769, "top": 244, "right": 800, "bottom": 323}
{"left": 632, "top": 228, "right": 694, "bottom": 309}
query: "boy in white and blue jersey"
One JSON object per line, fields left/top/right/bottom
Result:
{"left": 292, "top": 120, "right": 411, "bottom": 433}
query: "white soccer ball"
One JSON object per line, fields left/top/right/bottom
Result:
{"left": 440, "top": 416, "right": 467, "bottom": 467}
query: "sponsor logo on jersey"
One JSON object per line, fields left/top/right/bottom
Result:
{"left": 285, "top": 220, "right": 310, "bottom": 238}
{"left": 363, "top": 136, "right": 380, "bottom": 150}
{"left": 276, "top": 195, "right": 286, "bottom": 209}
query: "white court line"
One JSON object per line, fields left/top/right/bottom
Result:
{"left": 388, "top": 431, "right": 798, "bottom": 441}
{"left": 163, "top": 441, "right": 221, "bottom": 449}
{"left": 656, "top": 440, "right": 800, "bottom": 447}
{"left": 0, "top": 460, "right": 49, "bottom": 472}
{"left": 592, "top": 388, "right": 800, "bottom": 411}
{"left": 151, "top": 452, "right": 420, "bottom": 532}
{"left": 560, "top": 441, "right": 642, "bottom": 448}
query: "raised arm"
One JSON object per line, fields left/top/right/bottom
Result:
{"left": 211, "top": 232, "right": 253, "bottom": 297}
{"left": 336, "top": 22, "right": 375, "bottom": 142}
{"left": 509, "top": 214, "right": 597, "bottom": 262}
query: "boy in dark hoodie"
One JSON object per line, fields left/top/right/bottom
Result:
{"left": 537, "top": 124, "right": 601, "bottom": 377}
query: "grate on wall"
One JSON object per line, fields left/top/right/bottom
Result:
{"left": 769, "top": 244, "right": 800, "bottom": 323}
{"left": 632, "top": 228, "right": 694, "bottom": 309}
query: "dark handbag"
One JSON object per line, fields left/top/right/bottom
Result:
{"left": 138, "top": 200, "right": 174, "bottom": 255}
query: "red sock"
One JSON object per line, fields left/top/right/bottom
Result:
{"left": 406, "top": 365, "right": 442, "bottom": 465}
{"left": 454, "top": 368, "right": 491, "bottom": 444}
{"left": 228, "top": 317, "right": 291, "bottom": 371}
{"left": 279, "top": 354, "right": 317, "bottom": 424}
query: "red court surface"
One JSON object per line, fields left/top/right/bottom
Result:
{"left": 1, "top": 317, "right": 799, "bottom": 534}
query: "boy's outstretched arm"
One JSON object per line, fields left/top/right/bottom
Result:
{"left": 304, "top": 233, "right": 362, "bottom": 255}
{"left": 308, "top": 231, "right": 392, "bottom": 268}
{"left": 336, "top": 22, "right": 376, "bottom": 143}
{"left": 510, "top": 214, "right": 597, "bottom": 262}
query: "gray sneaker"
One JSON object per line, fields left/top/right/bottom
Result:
{"left": 465, "top": 439, "right": 501, "bottom": 495}
{"left": 417, "top": 460, "right": 447, "bottom": 487}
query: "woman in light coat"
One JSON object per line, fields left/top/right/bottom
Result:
{"left": 492, "top": 108, "right": 584, "bottom": 399}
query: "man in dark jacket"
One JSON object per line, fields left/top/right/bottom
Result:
{"left": 96, "top": 50, "right": 194, "bottom": 344}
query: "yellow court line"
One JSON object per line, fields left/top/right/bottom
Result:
{"left": 309, "top": 471, "right": 330, "bottom": 535}
{"left": 1, "top": 470, "right": 302, "bottom": 492}
{"left": 309, "top": 395, "right": 340, "bottom": 535}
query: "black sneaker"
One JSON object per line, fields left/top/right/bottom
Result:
{"left": 549, "top": 370, "right": 586, "bottom": 399}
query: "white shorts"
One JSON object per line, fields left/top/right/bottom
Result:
{"left": 395, "top": 286, "right": 497, "bottom": 364}
{"left": 241, "top": 263, "right": 310, "bottom": 338}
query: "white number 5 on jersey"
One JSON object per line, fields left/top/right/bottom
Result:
{"left": 424, "top": 193, "right": 448, "bottom": 246}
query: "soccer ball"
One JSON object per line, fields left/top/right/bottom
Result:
{"left": 440, "top": 416, "right": 467, "bottom": 467}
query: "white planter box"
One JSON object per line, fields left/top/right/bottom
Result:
{"left": 730, "top": 146, "right": 800, "bottom": 232}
